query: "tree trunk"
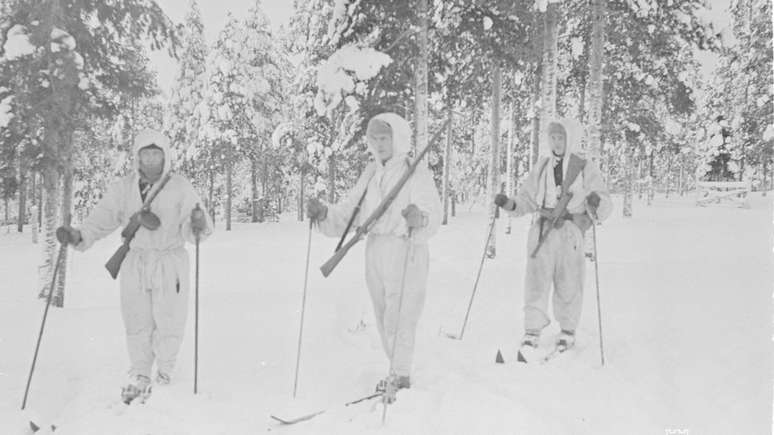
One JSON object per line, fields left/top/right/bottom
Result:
{"left": 647, "top": 151, "right": 654, "bottom": 205}
{"left": 298, "top": 168, "right": 305, "bottom": 221}
{"left": 538, "top": 2, "right": 560, "bottom": 157}
{"left": 251, "top": 158, "right": 259, "bottom": 223}
{"left": 31, "top": 204, "right": 38, "bottom": 242}
{"left": 55, "top": 154, "right": 73, "bottom": 306}
{"left": 763, "top": 161, "right": 768, "bottom": 197}
{"left": 623, "top": 146, "right": 634, "bottom": 217}
{"left": 327, "top": 153, "right": 336, "bottom": 203}
{"left": 17, "top": 158, "right": 27, "bottom": 233}
{"left": 442, "top": 107, "right": 452, "bottom": 225}
{"left": 208, "top": 168, "right": 215, "bottom": 225}
{"left": 506, "top": 102, "right": 514, "bottom": 235}
{"left": 31, "top": 171, "right": 38, "bottom": 243}
{"left": 584, "top": 0, "right": 605, "bottom": 165}
{"left": 38, "top": 166, "right": 60, "bottom": 303}
{"left": 37, "top": 173, "right": 43, "bottom": 231}
{"left": 262, "top": 158, "right": 268, "bottom": 221}
{"left": 486, "top": 65, "right": 501, "bottom": 259}
{"left": 665, "top": 154, "right": 673, "bottom": 198}
{"left": 414, "top": 0, "right": 429, "bottom": 157}
{"left": 529, "top": 9, "right": 542, "bottom": 168}
{"left": 4, "top": 196, "right": 8, "bottom": 233}
{"left": 506, "top": 102, "right": 515, "bottom": 197}
{"left": 530, "top": 101, "right": 539, "bottom": 168}
{"left": 226, "top": 150, "right": 232, "bottom": 231}
{"left": 451, "top": 192, "right": 456, "bottom": 217}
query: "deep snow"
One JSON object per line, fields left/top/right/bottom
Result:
{"left": 0, "top": 193, "right": 771, "bottom": 434}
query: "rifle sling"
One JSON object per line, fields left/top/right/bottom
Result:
{"left": 335, "top": 172, "right": 376, "bottom": 252}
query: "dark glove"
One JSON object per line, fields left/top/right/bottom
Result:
{"left": 56, "top": 225, "right": 82, "bottom": 245}
{"left": 191, "top": 204, "right": 207, "bottom": 236}
{"left": 401, "top": 204, "right": 426, "bottom": 229}
{"left": 307, "top": 198, "right": 328, "bottom": 223}
{"left": 494, "top": 193, "right": 515, "bottom": 211}
{"left": 586, "top": 192, "right": 601, "bottom": 214}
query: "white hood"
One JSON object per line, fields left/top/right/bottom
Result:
{"left": 133, "top": 129, "right": 172, "bottom": 178}
{"left": 368, "top": 112, "right": 412, "bottom": 161}
{"left": 543, "top": 117, "right": 585, "bottom": 157}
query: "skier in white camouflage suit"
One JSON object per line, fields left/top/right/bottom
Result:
{"left": 57, "top": 129, "right": 212, "bottom": 402}
{"left": 307, "top": 113, "right": 442, "bottom": 392}
{"left": 494, "top": 118, "right": 612, "bottom": 358}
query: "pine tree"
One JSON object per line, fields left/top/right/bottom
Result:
{"left": 198, "top": 4, "right": 290, "bottom": 229}
{"left": 166, "top": 0, "right": 208, "bottom": 189}
{"left": 1, "top": 0, "right": 176, "bottom": 305}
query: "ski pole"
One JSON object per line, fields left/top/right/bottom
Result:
{"left": 293, "top": 220, "right": 314, "bottom": 398}
{"left": 445, "top": 213, "right": 497, "bottom": 340}
{"left": 382, "top": 229, "right": 414, "bottom": 425}
{"left": 193, "top": 204, "right": 202, "bottom": 394}
{"left": 22, "top": 230, "right": 68, "bottom": 410}
{"left": 591, "top": 218, "right": 605, "bottom": 366}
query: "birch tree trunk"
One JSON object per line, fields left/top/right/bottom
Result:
{"left": 623, "top": 146, "right": 634, "bottom": 217}
{"left": 251, "top": 158, "right": 259, "bottom": 223}
{"left": 327, "top": 153, "right": 336, "bottom": 203}
{"left": 17, "top": 157, "right": 27, "bottom": 233}
{"left": 298, "top": 167, "right": 305, "bottom": 221}
{"left": 505, "top": 102, "right": 514, "bottom": 234}
{"left": 31, "top": 171, "right": 38, "bottom": 243}
{"left": 486, "top": 65, "right": 501, "bottom": 258}
{"left": 225, "top": 146, "right": 232, "bottom": 231}
{"left": 538, "top": 2, "right": 560, "bottom": 157}
{"left": 584, "top": 0, "right": 605, "bottom": 165}
{"left": 208, "top": 168, "right": 215, "bottom": 225}
{"left": 442, "top": 107, "right": 452, "bottom": 225}
{"left": 414, "top": 0, "right": 429, "bottom": 157}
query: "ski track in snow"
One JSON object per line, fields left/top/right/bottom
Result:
{"left": 0, "top": 194, "right": 771, "bottom": 434}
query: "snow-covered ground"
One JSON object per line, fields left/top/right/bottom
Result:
{"left": 0, "top": 193, "right": 771, "bottom": 434}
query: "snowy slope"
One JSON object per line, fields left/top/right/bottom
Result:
{"left": 0, "top": 193, "right": 771, "bottom": 434}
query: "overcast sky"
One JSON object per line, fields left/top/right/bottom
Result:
{"left": 148, "top": 0, "right": 734, "bottom": 97}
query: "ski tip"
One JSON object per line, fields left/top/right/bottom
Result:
{"left": 28, "top": 421, "right": 55, "bottom": 432}
{"left": 270, "top": 415, "right": 290, "bottom": 424}
{"left": 495, "top": 349, "right": 505, "bottom": 364}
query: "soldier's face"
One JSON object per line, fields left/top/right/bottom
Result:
{"left": 550, "top": 131, "right": 566, "bottom": 155}
{"left": 139, "top": 147, "right": 164, "bottom": 181}
{"left": 369, "top": 133, "right": 393, "bottom": 162}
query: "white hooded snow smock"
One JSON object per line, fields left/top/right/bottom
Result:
{"left": 508, "top": 118, "right": 612, "bottom": 333}
{"left": 75, "top": 129, "right": 212, "bottom": 378}
{"left": 316, "top": 113, "right": 442, "bottom": 377}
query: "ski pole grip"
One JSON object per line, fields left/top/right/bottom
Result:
{"left": 191, "top": 203, "right": 205, "bottom": 239}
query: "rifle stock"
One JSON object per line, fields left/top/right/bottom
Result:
{"left": 105, "top": 243, "right": 130, "bottom": 279}
{"left": 120, "top": 214, "right": 142, "bottom": 239}
{"left": 320, "top": 233, "right": 362, "bottom": 277}
{"left": 530, "top": 191, "right": 574, "bottom": 258}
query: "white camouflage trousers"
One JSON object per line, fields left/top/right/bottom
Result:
{"left": 120, "top": 247, "right": 190, "bottom": 379}
{"left": 523, "top": 220, "right": 586, "bottom": 333}
{"left": 365, "top": 234, "right": 428, "bottom": 377}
